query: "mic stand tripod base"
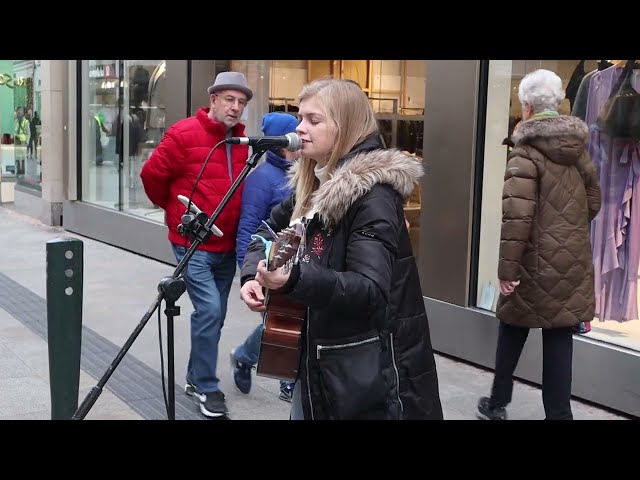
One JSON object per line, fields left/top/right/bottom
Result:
{"left": 158, "top": 277, "right": 186, "bottom": 420}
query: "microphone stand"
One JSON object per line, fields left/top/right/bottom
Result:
{"left": 73, "top": 147, "right": 266, "bottom": 420}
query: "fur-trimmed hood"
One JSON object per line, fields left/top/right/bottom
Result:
{"left": 311, "top": 148, "right": 423, "bottom": 228}
{"left": 512, "top": 115, "right": 589, "bottom": 167}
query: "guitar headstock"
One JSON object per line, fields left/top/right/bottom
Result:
{"left": 267, "top": 223, "right": 303, "bottom": 272}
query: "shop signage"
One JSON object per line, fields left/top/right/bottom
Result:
{"left": 89, "top": 64, "right": 117, "bottom": 79}
{"left": 0, "top": 73, "right": 28, "bottom": 89}
{"left": 100, "top": 80, "right": 117, "bottom": 89}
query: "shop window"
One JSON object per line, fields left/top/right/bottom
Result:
{"left": 369, "top": 60, "right": 426, "bottom": 259}
{"left": 475, "top": 60, "right": 640, "bottom": 352}
{"left": 121, "top": 60, "right": 166, "bottom": 222}
{"left": 80, "top": 60, "right": 120, "bottom": 209}
{"left": 155, "top": 60, "right": 425, "bottom": 260}
{"left": 1, "top": 60, "right": 42, "bottom": 191}
{"left": 269, "top": 59, "right": 427, "bottom": 258}
{"left": 269, "top": 60, "right": 306, "bottom": 113}
{"left": 80, "top": 60, "right": 167, "bottom": 221}
{"left": 404, "top": 178, "right": 421, "bottom": 258}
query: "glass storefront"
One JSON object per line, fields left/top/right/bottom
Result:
{"left": 74, "top": 60, "right": 639, "bottom": 353}
{"left": 476, "top": 60, "right": 640, "bottom": 352}
{"left": 242, "top": 59, "right": 425, "bottom": 257}
{"left": 31, "top": 59, "right": 640, "bottom": 416}
{"left": 80, "top": 60, "right": 166, "bottom": 221}
{"left": 230, "top": 60, "right": 425, "bottom": 257}
{"left": 77, "top": 60, "right": 426, "bottom": 258}
{"left": 81, "top": 59, "right": 118, "bottom": 208}
{"left": 123, "top": 60, "right": 167, "bottom": 222}
{"left": 0, "top": 60, "right": 42, "bottom": 192}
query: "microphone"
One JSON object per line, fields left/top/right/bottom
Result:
{"left": 226, "top": 132, "right": 301, "bottom": 152}
{"left": 177, "top": 195, "right": 223, "bottom": 237}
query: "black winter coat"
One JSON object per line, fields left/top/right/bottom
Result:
{"left": 242, "top": 136, "right": 443, "bottom": 420}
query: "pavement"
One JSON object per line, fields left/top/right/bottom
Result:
{"left": 0, "top": 205, "right": 632, "bottom": 421}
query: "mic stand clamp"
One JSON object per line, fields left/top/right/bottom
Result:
{"left": 177, "top": 212, "right": 214, "bottom": 244}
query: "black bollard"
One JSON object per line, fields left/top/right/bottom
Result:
{"left": 46, "top": 237, "right": 83, "bottom": 420}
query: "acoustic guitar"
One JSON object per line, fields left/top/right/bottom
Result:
{"left": 256, "top": 224, "right": 306, "bottom": 382}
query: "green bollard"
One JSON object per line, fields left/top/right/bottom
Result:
{"left": 46, "top": 237, "right": 83, "bottom": 420}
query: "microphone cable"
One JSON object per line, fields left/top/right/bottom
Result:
{"left": 181, "top": 140, "right": 226, "bottom": 254}
{"left": 158, "top": 139, "right": 229, "bottom": 417}
{"left": 154, "top": 139, "right": 226, "bottom": 418}
{"left": 186, "top": 139, "right": 226, "bottom": 233}
{"left": 157, "top": 300, "right": 169, "bottom": 418}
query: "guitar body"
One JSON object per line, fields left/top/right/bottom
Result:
{"left": 255, "top": 223, "right": 306, "bottom": 382}
{"left": 256, "top": 292, "right": 305, "bottom": 382}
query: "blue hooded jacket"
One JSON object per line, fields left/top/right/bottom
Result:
{"left": 236, "top": 113, "right": 298, "bottom": 268}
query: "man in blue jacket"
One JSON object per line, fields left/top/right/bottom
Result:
{"left": 231, "top": 112, "right": 298, "bottom": 402}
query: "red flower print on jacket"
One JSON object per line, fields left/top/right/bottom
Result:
{"left": 310, "top": 231, "right": 325, "bottom": 258}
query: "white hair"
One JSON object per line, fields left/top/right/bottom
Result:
{"left": 518, "top": 69, "right": 565, "bottom": 113}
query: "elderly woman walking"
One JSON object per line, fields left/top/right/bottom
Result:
{"left": 478, "top": 69, "right": 601, "bottom": 420}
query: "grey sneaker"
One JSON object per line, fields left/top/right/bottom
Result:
{"left": 185, "top": 381, "right": 205, "bottom": 402}
{"left": 199, "top": 390, "right": 229, "bottom": 418}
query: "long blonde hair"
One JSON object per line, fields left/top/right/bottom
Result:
{"left": 290, "top": 77, "right": 379, "bottom": 221}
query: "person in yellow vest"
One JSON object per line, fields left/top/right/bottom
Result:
{"left": 14, "top": 107, "right": 30, "bottom": 175}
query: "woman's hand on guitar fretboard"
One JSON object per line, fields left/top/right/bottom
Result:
{"left": 255, "top": 259, "right": 291, "bottom": 291}
{"left": 267, "top": 224, "right": 303, "bottom": 271}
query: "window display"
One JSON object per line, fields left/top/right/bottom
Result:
{"left": 78, "top": 60, "right": 427, "bottom": 259}
{"left": 267, "top": 59, "right": 427, "bottom": 257}
{"left": 476, "top": 60, "right": 640, "bottom": 352}
{"left": 81, "top": 60, "right": 166, "bottom": 222}
{"left": 121, "top": 60, "right": 166, "bottom": 222}
{"left": 0, "top": 60, "right": 42, "bottom": 191}
{"left": 572, "top": 60, "right": 640, "bottom": 347}
{"left": 81, "top": 59, "right": 119, "bottom": 208}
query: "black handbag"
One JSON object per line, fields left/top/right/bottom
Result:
{"left": 596, "top": 60, "right": 640, "bottom": 140}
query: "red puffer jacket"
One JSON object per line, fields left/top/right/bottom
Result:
{"left": 140, "top": 107, "right": 249, "bottom": 253}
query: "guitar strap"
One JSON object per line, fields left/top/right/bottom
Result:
{"left": 251, "top": 234, "right": 274, "bottom": 269}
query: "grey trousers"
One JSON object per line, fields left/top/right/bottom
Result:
{"left": 290, "top": 380, "right": 304, "bottom": 420}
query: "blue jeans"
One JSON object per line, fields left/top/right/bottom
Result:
{"left": 234, "top": 322, "right": 264, "bottom": 366}
{"left": 172, "top": 244, "right": 236, "bottom": 394}
{"left": 234, "top": 320, "right": 293, "bottom": 391}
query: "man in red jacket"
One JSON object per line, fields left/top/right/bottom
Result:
{"left": 140, "top": 71, "right": 253, "bottom": 418}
